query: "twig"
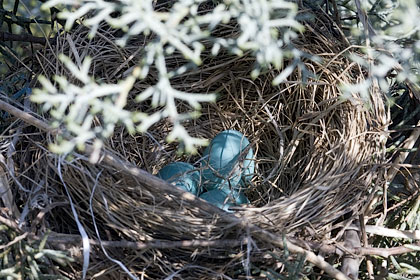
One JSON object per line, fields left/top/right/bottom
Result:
{"left": 333, "top": 224, "right": 420, "bottom": 240}
{"left": 39, "top": 232, "right": 350, "bottom": 279}
{"left": 353, "top": 0, "right": 376, "bottom": 40}
{"left": 0, "top": 212, "right": 20, "bottom": 231}
{"left": 369, "top": 189, "right": 420, "bottom": 220}
{"left": 30, "top": 232, "right": 245, "bottom": 250}
{"left": 344, "top": 244, "right": 420, "bottom": 258}
{"left": 0, "top": 99, "right": 57, "bottom": 133}
{"left": 341, "top": 222, "right": 361, "bottom": 279}
{"left": 387, "top": 120, "right": 420, "bottom": 182}
{"left": 330, "top": 0, "right": 341, "bottom": 26}
{"left": 354, "top": 245, "right": 419, "bottom": 259}
{"left": 33, "top": 231, "right": 420, "bottom": 259}
{"left": 290, "top": 237, "right": 420, "bottom": 258}
{"left": 257, "top": 230, "right": 350, "bottom": 280}
{"left": 365, "top": 225, "right": 420, "bottom": 240}
{"left": 0, "top": 156, "right": 19, "bottom": 217}
{"left": 365, "top": 120, "right": 420, "bottom": 221}
{"left": 385, "top": 163, "right": 420, "bottom": 169}
{"left": 0, "top": 31, "right": 53, "bottom": 45}
{"left": 359, "top": 215, "right": 374, "bottom": 279}
{"left": 0, "top": 232, "right": 28, "bottom": 250}
{"left": 0, "top": 8, "right": 50, "bottom": 28}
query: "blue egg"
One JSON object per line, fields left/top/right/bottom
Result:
{"left": 199, "top": 189, "right": 249, "bottom": 211}
{"left": 199, "top": 189, "right": 235, "bottom": 212}
{"left": 230, "top": 190, "right": 250, "bottom": 205}
{"left": 201, "top": 130, "right": 254, "bottom": 191}
{"left": 157, "top": 162, "right": 200, "bottom": 195}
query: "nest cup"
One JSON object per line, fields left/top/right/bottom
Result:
{"left": 26, "top": 13, "right": 389, "bottom": 278}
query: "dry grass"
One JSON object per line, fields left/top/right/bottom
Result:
{"left": 2, "top": 8, "right": 391, "bottom": 279}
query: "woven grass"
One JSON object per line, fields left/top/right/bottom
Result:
{"left": 7, "top": 8, "right": 390, "bottom": 279}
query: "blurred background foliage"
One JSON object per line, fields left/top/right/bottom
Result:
{"left": 0, "top": 0, "right": 53, "bottom": 74}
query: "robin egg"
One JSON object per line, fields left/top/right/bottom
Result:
{"left": 157, "top": 162, "right": 200, "bottom": 195}
{"left": 199, "top": 189, "right": 235, "bottom": 211}
{"left": 201, "top": 130, "right": 254, "bottom": 192}
{"left": 199, "top": 188, "right": 249, "bottom": 212}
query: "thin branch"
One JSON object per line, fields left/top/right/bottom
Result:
{"left": 0, "top": 8, "right": 51, "bottom": 26}
{"left": 359, "top": 215, "right": 374, "bottom": 279}
{"left": 290, "top": 237, "right": 420, "bottom": 258}
{"left": 354, "top": 245, "right": 418, "bottom": 259}
{"left": 341, "top": 222, "right": 361, "bottom": 279}
{"left": 0, "top": 31, "right": 54, "bottom": 45}
{"left": 28, "top": 231, "right": 420, "bottom": 259}
{"left": 369, "top": 189, "right": 420, "bottom": 220}
{"left": 257, "top": 230, "right": 351, "bottom": 280}
{"left": 0, "top": 232, "right": 28, "bottom": 250}
{"left": 387, "top": 120, "right": 420, "bottom": 183}
{"left": 0, "top": 99, "right": 58, "bottom": 133}
{"left": 330, "top": 0, "right": 341, "bottom": 27}
{"left": 354, "top": 0, "right": 376, "bottom": 40}
{"left": 29, "top": 232, "right": 245, "bottom": 250}
{"left": 365, "top": 120, "right": 420, "bottom": 220}
{"left": 365, "top": 225, "right": 420, "bottom": 240}
{"left": 0, "top": 210, "right": 20, "bottom": 231}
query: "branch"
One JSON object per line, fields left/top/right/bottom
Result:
{"left": 354, "top": 0, "right": 376, "bottom": 40}
{"left": 359, "top": 215, "right": 374, "bottom": 278}
{"left": 0, "top": 8, "right": 51, "bottom": 26}
{"left": 365, "top": 225, "right": 420, "bottom": 240}
{"left": 290, "top": 237, "right": 420, "bottom": 258}
{"left": 354, "top": 245, "right": 418, "bottom": 259}
{"left": 0, "top": 31, "right": 54, "bottom": 45}
{"left": 0, "top": 212, "right": 20, "bottom": 231}
{"left": 28, "top": 230, "right": 420, "bottom": 259}
{"left": 30, "top": 232, "right": 245, "bottom": 250}
{"left": 341, "top": 222, "right": 361, "bottom": 279}
{"left": 0, "top": 99, "right": 58, "bottom": 133}
{"left": 0, "top": 232, "right": 28, "bottom": 250}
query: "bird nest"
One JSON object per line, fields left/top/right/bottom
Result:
{"left": 6, "top": 9, "right": 389, "bottom": 279}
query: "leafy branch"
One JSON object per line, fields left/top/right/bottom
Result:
{"left": 32, "top": 0, "right": 305, "bottom": 154}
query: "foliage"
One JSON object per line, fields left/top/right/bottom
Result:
{"left": 0, "top": 0, "right": 52, "bottom": 75}
{"left": 31, "top": 0, "right": 306, "bottom": 154}
{"left": 28, "top": 0, "right": 419, "bottom": 154}
{"left": 339, "top": 0, "right": 419, "bottom": 102}
{"left": 0, "top": 227, "right": 73, "bottom": 279}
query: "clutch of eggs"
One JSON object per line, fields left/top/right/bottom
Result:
{"left": 157, "top": 130, "right": 254, "bottom": 211}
